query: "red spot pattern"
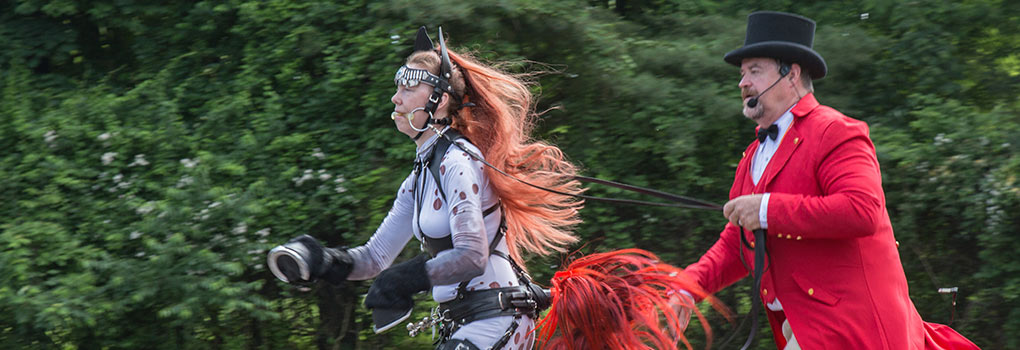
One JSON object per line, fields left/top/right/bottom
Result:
{"left": 434, "top": 189, "right": 438, "bottom": 196}
{"left": 514, "top": 332, "right": 520, "bottom": 344}
{"left": 440, "top": 165, "right": 446, "bottom": 175}
{"left": 489, "top": 282, "right": 500, "bottom": 288}
{"left": 472, "top": 184, "right": 479, "bottom": 194}
{"left": 433, "top": 198, "right": 442, "bottom": 210}
{"left": 459, "top": 192, "right": 467, "bottom": 200}
{"left": 452, "top": 206, "right": 458, "bottom": 215}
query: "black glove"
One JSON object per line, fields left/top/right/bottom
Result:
{"left": 267, "top": 234, "right": 353, "bottom": 286}
{"left": 364, "top": 254, "right": 431, "bottom": 311}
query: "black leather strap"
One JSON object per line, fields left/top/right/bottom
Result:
{"left": 421, "top": 202, "right": 502, "bottom": 257}
{"left": 440, "top": 286, "right": 528, "bottom": 325}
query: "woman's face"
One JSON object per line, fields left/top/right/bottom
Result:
{"left": 390, "top": 63, "right": 434, "bottom": 138}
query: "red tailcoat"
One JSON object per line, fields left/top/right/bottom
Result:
{"left": 686, "top": 94, "right": 978, "bottom": 349}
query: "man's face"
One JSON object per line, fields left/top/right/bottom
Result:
{"left": 738, "top": 57, "right": 784, "bottom": 121}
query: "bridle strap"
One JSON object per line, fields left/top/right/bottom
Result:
{"left": 436, "top": 131, "right": 723, "bottom": 211}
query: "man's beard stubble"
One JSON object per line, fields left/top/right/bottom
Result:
{"left": 743, "top": 101, "right": 764, "bottom": 121}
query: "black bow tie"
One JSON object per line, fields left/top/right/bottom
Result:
{"left": 757, "top": 124, "right": 779, "bottom": 143}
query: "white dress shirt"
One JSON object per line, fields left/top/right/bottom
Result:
{"left": 752, "top": 105, "right": 795, "bottom": 313}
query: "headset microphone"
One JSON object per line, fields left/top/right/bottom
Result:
{"left": 746, "top": 63, "right": 791, "bottom": 108}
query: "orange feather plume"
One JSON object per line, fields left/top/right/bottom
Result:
{"left": 535, "top": 249, "right": 731, "bottom": 350}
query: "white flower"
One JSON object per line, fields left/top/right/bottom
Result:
{"left": 97, "top": 132, "right": 111, "bottom": 141}
{"left": 101, "top": 152, "right": 118, "bottom": 165}
{"left": 129, "top": 154, "right": 149, "bottom": 167}
{"left": 335, "top": 185, "right": 348, "bottom": 193}
{"left": 319, "top": 173, "right": 332, "bottom": 181}
{"left": 180, "top": 158, "right": 198, "bottom": 168}
{"left": 176, "top": 175, "right": 194, "bottom": 188}
{"left": 44, "top": 130, "right": 58, "bottom": 143}
{"left": 312, "top": 148, "right": 325, "bottom": 159}
{"left": 255, "top": 228, "right": 271, "bottom": 237}
{"left": 129, "top": 231, "right": 142, "bottom": 239}
{"left": 232, "top": 222, "right": 248, "bottom": 235}
{"left": 136, "top": 202, "right": 155, "bottom": 215}
{"left": 293, "top": 170, "right": 314, "bottom": 186}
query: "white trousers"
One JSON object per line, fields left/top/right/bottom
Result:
{"left": 782, "top": 319, "right": 801, "bottom": 350}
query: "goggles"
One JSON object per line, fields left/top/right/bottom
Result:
{"left": 394, "top": 65, "right": 442, "bottom": 89}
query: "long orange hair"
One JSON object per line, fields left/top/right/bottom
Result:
{"left": 406, "top": 48, "right": 583, "bottom": 266}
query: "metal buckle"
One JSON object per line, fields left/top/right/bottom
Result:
{"left": 497, "top": 291, "right": 508, "bottom": 311}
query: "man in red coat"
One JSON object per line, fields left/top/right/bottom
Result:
{"left": 684, "top": 11, "right": 979, "bottom": 350}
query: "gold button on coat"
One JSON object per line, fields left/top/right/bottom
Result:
{"left": 808, "top": 288, "right": 815, "bottom": 296}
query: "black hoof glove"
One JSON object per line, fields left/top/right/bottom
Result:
{"left": 364, "top": 254, "right": 432, "bottom": 311}
{"left": 267, "top": 234, "right": 353, "bottom": 286}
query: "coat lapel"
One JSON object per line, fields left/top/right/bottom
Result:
{"left": 733, "top": 141, "right": 759, "bottom": 198}
{"left": 756, "top": 124, "right": 801, "bottom": 190}
{"left": 755, "top": 93, "right": 818, "bottom": 191}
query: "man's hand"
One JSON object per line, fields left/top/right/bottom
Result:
{"left": 723, "top": 194, "right": 764, "bottom": 231}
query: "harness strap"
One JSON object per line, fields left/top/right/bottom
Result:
{"left": 421, "top": 202, "right": 501, "bottom": 257}
{"left": 427, "top": 129, "right": 463, "bottom": 201}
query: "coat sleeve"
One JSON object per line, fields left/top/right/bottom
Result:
{"left": 685, "top": 222, "right": 750, "bottom": 297}
{"left": 766, "top": 118, "right": 886, "bottom": 239}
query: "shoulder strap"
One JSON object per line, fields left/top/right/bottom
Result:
{"left": 427, "top": 129, "right": 464, "bottom": 201}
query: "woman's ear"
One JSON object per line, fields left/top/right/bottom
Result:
{"left": 434, "top": 92, "right": 453, "bottom": 119}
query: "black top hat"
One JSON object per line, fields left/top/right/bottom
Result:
{"left": 724, "top": 11, "right": 827, "bottom": 79}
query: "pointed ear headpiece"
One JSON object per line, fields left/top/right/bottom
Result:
{"left": 393, "top": 27, "right": 458, "bottom": 114}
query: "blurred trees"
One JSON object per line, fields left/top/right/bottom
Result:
{"left": 0, "top": 0, "right": 1016, "bottom": 349}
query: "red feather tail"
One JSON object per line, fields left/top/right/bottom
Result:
{"left": 535, "top": 248, "right": 730, "bottom": 350}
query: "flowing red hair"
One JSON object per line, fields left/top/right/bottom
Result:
{"left": 535, "top": 249, "right": 731, "bottom": 350}
{"left": 407, "top": 48, "right": 583, "bottom": 267}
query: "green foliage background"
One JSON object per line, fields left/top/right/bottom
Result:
{"left": 0, "top": 0, "right": 1016, "bottom": 349}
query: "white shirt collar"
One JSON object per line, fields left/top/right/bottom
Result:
{"left": 773, "top": 105, "right": 795, "bottom": 142}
